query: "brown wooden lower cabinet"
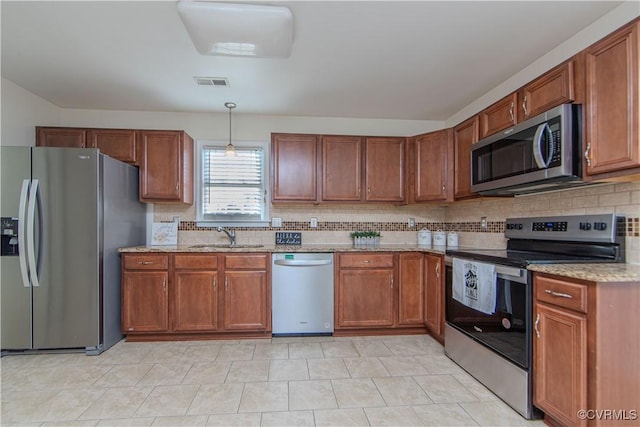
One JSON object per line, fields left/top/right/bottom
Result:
{"left": 533, "top": 273, "right": 640, "bottom": 427}
{"left": 121, "top": 252, "right": 270, "bottom": 340}
{"left": 334, "top": 252, "right": 427, "bottom": 335}
{"left": 423, "top": 254, "right": 444, "bottom": 343}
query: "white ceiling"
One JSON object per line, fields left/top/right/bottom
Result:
{"left": 1, "top": 1, "right": 624, "bottom": 121}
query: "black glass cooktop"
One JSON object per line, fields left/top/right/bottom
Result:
{"left": 446, "top": 248, "right": 610, "bottom": 268}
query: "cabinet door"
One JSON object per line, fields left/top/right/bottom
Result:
{"left": 139, "top": 131, "right": 189, "bottom": 203}
{"left": 271, "top": 134, "right": 318, "bottom": 201}
{"left": 520, "top": 61, "right": 575, "bottom": 120}
{"left": 453, "top": 116, "right": 479, "bottom": 200}
{"left": 534, "top": 302, "right": 587, "bottom": 427}
{"left": 336, "top": 269, "right": 394, "bottom": 328}
{"left": 364, "top": 137, "right": 405, "bottom": 202}
{"left": 584, "top": 20, "right": 640, "bottom": 176}
{"left": 398, "top": 253, "right": 423, "bottom": 325}
{"left": 122, "top": 271, "right": 169, "bottom": 332}
{"left": 423, "top": 254, "right": 443, "bottom": 341}
{"left": 36, "top": 127, "right": 86, "bottom": 147}
{"left": 173, "top": 271, "right": 218, "bottom": 331}
{"left": 415, "top": 129, "right": 453, "bottom": 202}
{"left": 322, "top": 136, "right": 362, "bottom": 201}
{"left": 479, "top": 93, "right": 518, "bottom": 138}
{"left": 223, "top": 271, "right": 269, "bottom": 330}
{"left": 87, "top": 129, "right": 137, "bottom": 164}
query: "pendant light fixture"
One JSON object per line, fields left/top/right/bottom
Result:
{"left": 224, "top": 102, "right": 236, "bottom": 156}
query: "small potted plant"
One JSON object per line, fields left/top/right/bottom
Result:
{"left": 350, "top": 231, "right": 381, "bottom": 247}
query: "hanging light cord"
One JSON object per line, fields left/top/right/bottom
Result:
{"left": 224, "top": 102, "right": 236, "bottom": 155}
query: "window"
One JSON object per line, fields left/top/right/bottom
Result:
{"left": 196, "top": 140, "right": 269, "bottom": 225}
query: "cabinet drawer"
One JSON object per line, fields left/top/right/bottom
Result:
{"left": 224, "top": 254, "right": 268, "bottom": 270}
{"left": 339, "top": 253, "right": 394, "bottom": 268}
{"left": 535, "top": 276, "right": 587, "bottom": 313}
{"left": 123, "top": 254, "right": 169, "bottom": 270}
{"left": 174, "top": 254, "right": 218, "bottom": 270}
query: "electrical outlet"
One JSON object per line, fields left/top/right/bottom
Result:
{"left": 272, "top": 217, "right": 282, "bottom": 227}
{"left": 480, "top": 216, "right": 487, "bottom": 230}
{"left": 408, "top": 217, "right": 415, "bottom": 228}
{"left": 310, "top": 217, "right": 318, "bottom": 228}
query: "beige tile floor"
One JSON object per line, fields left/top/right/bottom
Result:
{"left": 1, "top": 335, "right": 546, "bottom": 426}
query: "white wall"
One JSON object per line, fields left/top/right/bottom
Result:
{"left": 0, "top": 78, "right": 61, "bottom": 146}
{"left": 59, "top": 108, "right": 443, "bottom": 141}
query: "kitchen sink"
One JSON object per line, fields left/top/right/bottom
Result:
{"left": 188, "top": 244, "right": 264, "bottom": 249}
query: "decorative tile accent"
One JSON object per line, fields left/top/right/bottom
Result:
{"left": 168, "top": 217, "right": 639, "bottom": 237}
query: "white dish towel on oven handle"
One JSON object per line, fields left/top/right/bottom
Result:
{"left": 452, "top": 258, "right": 497, "bottom": 315}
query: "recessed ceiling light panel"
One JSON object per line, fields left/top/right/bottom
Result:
{"left": 177, "top": 1, "right": 293, "bottom": 58}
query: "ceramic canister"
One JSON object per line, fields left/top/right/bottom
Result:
{"left": 418, "top": 229, "right": 431, "bottom": 246}
{"left": 447, "top": 231, "right": 459, "bottom": 247}
{"left": 433, "top": 230, "right": 446, "bottom": 246}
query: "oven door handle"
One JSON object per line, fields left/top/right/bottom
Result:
{"left": 495, "top": 265, "right": 524, "bottom": 278}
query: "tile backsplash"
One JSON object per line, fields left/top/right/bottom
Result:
{"left": 154, "top": 182, "right": 640, "bottom": 264}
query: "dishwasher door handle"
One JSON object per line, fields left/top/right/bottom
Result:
{"left": 274, "top": 259, "right": 332, "bottom": 267}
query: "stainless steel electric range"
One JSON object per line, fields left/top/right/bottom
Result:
{"left": 444, "top": 214, "right": 625, "bottom": 419}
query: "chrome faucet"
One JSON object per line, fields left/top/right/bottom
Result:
{"left": 216, "top": 226, "right": 236, "bottom": 247}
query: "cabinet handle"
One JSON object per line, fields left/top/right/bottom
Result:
{"left": 544, "top": 289, "right": 573, "bottom": 299}
{"left": 522, "top": 96, "right": 528, "bottom": 117}
{"left": 362, "top": 260, "right": 370, "bottom": 263}
{"left": 509, "top": 102, "right": 515, "bottom": 123}
{"left": 225, "top": 277, "right": 228, "bottom": 290}
{"left": 213, "top": 277, "right": 217, "bottom": 290}
{"left": 442, "top": 185, "right": 446, "bottom": 194}
{"left": 367, "top": 186, "right": 371, "bottom": 194}
{"left": 139, "top": 261, "right": 154, "bottom": 265}
{"left": 390, "top": 277, "right": 393, "bottom": 288}
{"left": 584, "top": 143, "right": 591, "bottom": 167}
{"left": 435, "top": 262, "right": 440, "bottom": 278}
{"left": 534, "top": 313, "right": 540, "bottom": 338}
{"left": 175, "top": 182, "right": 179, "bottom": 193}
{"left": 162, "top": 278, "right": 166, "bottom": 292}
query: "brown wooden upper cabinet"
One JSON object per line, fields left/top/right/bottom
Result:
{"left": 138, "top": 130, "right": 194, "bottom": 204}
{"left": 36, "top": 126, "right": 87, "bottom": 148}
{"left": 414, "top": 129, "right": 454, "bottom": 202}
{"left": 583, "top": 19, "right": 640, "bottom": 179}
{"left": 271, "top": 133, "right": 405, "bottom": 204}
{"left": 36, "top": 126, "right": 137, "bottom": 165}
{"left": 453, "top": 116, "right": 479, "bottom": 200}
{"left": 271, "top": 133, "right": 319, "bottom": 202}
{"left": 322, "top": 135, "right": 362, "bottom": 201}
{"left": 479, "top": 60, "right": 576, "bottom": 139}
{"left": 87, "top": 129, "right": 137, "bottom": 164}
{"left": 364, "top": 137, "right": 405, "bottom": 202}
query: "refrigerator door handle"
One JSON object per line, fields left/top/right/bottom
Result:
{"left": 18, "top": 179, "right": 31, "bottom": 288}
{"left": 26, "top": 179, "right": 41, "bottom": 288}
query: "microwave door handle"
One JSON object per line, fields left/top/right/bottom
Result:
{"left": 532, "top": 123, "right": 553, "bottom": 169}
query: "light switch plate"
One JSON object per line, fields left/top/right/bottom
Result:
{"left": 310, "top": 217, "right": 318, "bottom": 228}
{"left": 272, "top": 217, "right": 282, "bottom": 227}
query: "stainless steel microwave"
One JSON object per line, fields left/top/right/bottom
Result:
{"left": 471, "top": 103, "right": 583, "bottom": 195}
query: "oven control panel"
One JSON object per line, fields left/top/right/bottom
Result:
{"left": 505, "top": 214, "right": 623, "bottom": 243}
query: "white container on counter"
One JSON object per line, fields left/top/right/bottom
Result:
{"left": 418, "top": 229, "right": 432, "bottom": 247}
{"left": 447, "top": 231, "right": 459, "bottom": 248}
{"left": 433, "top": 230, "right": 446, "bottom": 246}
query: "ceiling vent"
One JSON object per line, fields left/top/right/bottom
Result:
{"left": 194, "top": 77, "right": 230, "bottom": 87}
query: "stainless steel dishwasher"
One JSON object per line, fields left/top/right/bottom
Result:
{"left": 272, "top": 253, "right": 334, "bottom": 336}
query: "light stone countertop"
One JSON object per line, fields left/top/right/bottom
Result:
{"left": 528, "top": 263, "right": 640, "bottom": 283}
{"left": 118, "top": 244, "right": 447, "bottom": 255}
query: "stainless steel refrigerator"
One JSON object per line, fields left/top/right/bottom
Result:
{"left": 1, "top": 147, "right": 146, "bottom": 355}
